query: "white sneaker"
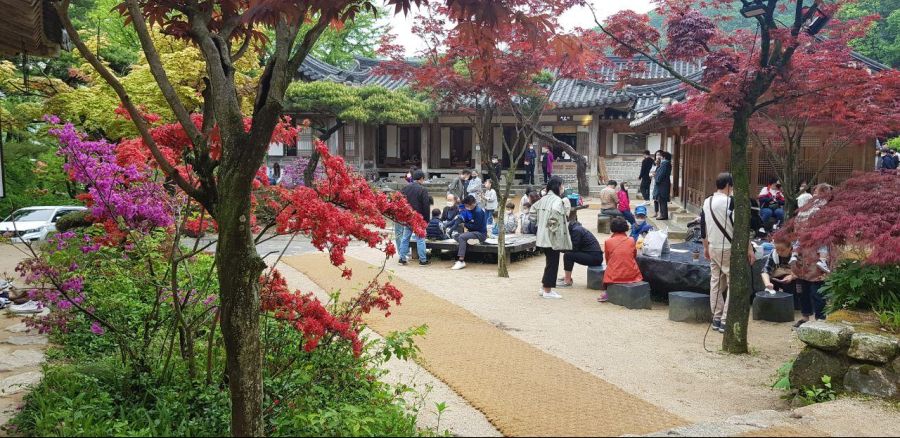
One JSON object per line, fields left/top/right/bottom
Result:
{"left": 467, "top": 238, "right": 481, "bottom": 245}
{"left": 451, "top": 261, "right": 466, "bottom": 270}
{"left": 541, "top": 290, "right": 563, "bottom": 299}
{"left": 8, "top": 300, "right": 41, "bottom": 315}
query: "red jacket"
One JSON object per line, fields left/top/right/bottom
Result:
{"left": 603, "top": 233, "right": 643, "bottom": 284}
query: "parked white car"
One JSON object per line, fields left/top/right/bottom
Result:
{"left": 0, "top": 206, "right": 88, "bottom": 243}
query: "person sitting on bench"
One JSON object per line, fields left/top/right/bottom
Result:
{"left": 451, "top": 195, "right": 488, "bottom": 270}
{"left": 441, "top": 194, "right": 464, "bottom": 239}
{"left": 426, "top": 209, "right": 445, "bottom": 240}
{"left": 556, "top": 220, "right": 604, "bottom": 288}
{"left": 600, "top": 217, "right": 643, "bottom": 302}
{"left": 599, "top": 180, "right": 624, "bottom": 218}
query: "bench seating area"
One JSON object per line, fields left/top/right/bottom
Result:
{"left": 424, "top": 235, "right": 538, "bottom": 263}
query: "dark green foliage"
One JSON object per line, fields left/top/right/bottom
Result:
{"left": 823, "top": 260, "right": 900, "bottom": 314}
{"left": 0, "top": 141, "right": 77, "bottom": 218}
{"left": 54, "top": 210, "right": 92, "bottom": 232}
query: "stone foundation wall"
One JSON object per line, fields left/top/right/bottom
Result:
{"left": 790, "top": 321, "right": 899, "bottom": 400}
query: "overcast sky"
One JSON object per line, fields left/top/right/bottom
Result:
{"left": 385, "top": 0, "right": 656, "bottom": 56}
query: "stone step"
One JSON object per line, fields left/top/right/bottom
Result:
{"left": 0, "top": 349, "right": 44, "bottom": 372}
{"left": 637, "top": 410, "right": 793, "bottom": 437}
{"left": 0, "top": 371, "right": 42, "bottom": 396}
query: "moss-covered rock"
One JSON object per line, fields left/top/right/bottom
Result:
{"left": 848, "top": 333, "right": 899, "bottom": 364}
{"left": 796, "top": 321, "right": 853, "bottom": 351}
{"left": 843, "top": 364, "right": 900, "bottom": 400}
{"left": 790, "top": 346, "right": 851, "bottom": 391}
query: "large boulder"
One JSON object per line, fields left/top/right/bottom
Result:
{"left": 843, "top": 365, "right": 900, "bottom": 400}
{"left": 847, "top": 333, "right": 899, "bottom": 364}
{"left": 892, "top": 356, "right": 900, "bottom": 375}
{"left": 790, "top": 346, "right": 851, "bottom": 391}
{"left": 796, "top": 321, "right": 853, "bottom": 351}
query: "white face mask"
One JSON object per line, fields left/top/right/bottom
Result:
{"left": 636, "top": 218, "right": 645, "bottom": 225}
{"left": 446, "top": 202, "right": 454, "bottom": 207}
{"left": 492, "top": 159, "right": 498, "bottom": 163}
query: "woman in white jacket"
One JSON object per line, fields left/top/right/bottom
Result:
{"left": 530, "top": 176, "right": 572, "bottom": 299}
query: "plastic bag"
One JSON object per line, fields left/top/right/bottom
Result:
{"left": 641, "top": 228, "right": 669, "bottom": 257}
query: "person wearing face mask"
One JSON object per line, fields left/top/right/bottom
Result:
{"left": 448, "top": 170, "right": 468, "bottom": 201}
{"left": 451, "top": 195, "right": 489, "bottom": 270}
{"left": 540, "top": 145, "right": 554, "bottom": 183}
{"left": 489, "top": 155, "right": 502, "bottom": 184}
{"left": 629, "top": 205, "right": 653, "bottom": 241}
{"left": 441, "top": 194, "right": 464, "bottom": 239}
{"left": 530, "top": 176, "right": 572, "bottom": 299}
{"left": 699, "top": 172, "right": 754, "bottom": 334}
{"left": 524, "top": 144, "right": 537, "bottom": 184}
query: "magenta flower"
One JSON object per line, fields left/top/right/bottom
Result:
{"left": 90, "top": 321, "right": 105, "bottom": 336}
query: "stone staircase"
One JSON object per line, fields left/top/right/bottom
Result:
{"left": 0, "top": 311, "right": 48, "bottom": 429}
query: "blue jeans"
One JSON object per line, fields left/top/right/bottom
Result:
{"left": 798, "top": 280, "right": 826, "bottom": 320}
{"left": 395, "top": 222, "right": 426, "bottom": 262}
{"left": 621, "top": 210, "right": 636, "bottom": 226}
{"left": 759, "top": 207, "right": 784, "bottom": 225}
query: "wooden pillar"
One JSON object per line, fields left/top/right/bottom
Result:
{"left": 588, "top": 114, "right": 600, "bottom": 178}
{"left": 420, "top": 122, "right": 430, "bottom": 175}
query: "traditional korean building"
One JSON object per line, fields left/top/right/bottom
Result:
{"left": 274, "top": 54, "right": 885, "bottom": 207}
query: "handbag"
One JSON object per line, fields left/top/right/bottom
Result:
{"left": 641, "top": 228, "right": 669, "bottom": 257}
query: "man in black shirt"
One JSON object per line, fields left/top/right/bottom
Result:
{"left": 638, "top": 150, "right": 654, "bottom": 201}
{"left": 397, "top": 170, "right": 432, "bottom": 266}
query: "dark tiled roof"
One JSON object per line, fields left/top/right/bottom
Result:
{"left": 549, "top": 79, "right": 633, "bottom": 109}
{"left": 598, "top": 57, "right": 704, "bottom": 81}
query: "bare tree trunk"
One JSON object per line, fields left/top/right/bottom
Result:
{"left": 216, "top": 168, "right": 266, "bottom": 436}
{"left": 722, "top": 108, "right": 753, "bottom": 354}
{"left": 496, "top": 166, "right": 518, "bottom": 278}
{"left": 533, "top": 129, "right": 589, "bottom": 195}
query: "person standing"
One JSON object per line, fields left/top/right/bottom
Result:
{"left": 267, "top": 162, "right": 282, "bottom": 185}
{"left": 489, "top": 155, "right": 503, "bottom": 184}
{"left": 396, "top": 170, "right": 432, "bottom": 266}
{"left": 530, "top": 176, "right": 572, "bottom": 299}
{"left": 524, "top": 144, "right": 537, "bottom": 184}
{"left": 451, "top": 195, "right": 489, "bottom": 270}
{"left": 638, "top": 150, "right": 654, "bottom": 201}
{"left": 650, "top": 150, "right": 661, "bottom": 217}
{"left": 483, "top": 179, "right": 498, "bottom": 225}
{"left": 466, "top": 170, "right": 483, "bottom": 207}
{"left": 700, "top": 172, "right": 736, "bottom": 334}
{"left": 655, "top": 151, "right": 672, "bottom": 220}
{"left": 540, "top": 145, "right": 555, "bottom": 183}
{"left": 448, "top": 170, "right": 468, "bottom": 201}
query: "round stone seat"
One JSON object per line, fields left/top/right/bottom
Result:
{"left": 752, "top": 291, "right": 795, "bottom": 323}
{"left": 668, "top": 291, "right": 712, "bottom": 323}
{"left": 586, "top": 265, "right": 606, "bottom": 290}
{"left": 597, "top": 213, "right": 611, "bottom": 234}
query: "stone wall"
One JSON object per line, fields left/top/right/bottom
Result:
{"left": 790, "top": 321, "right": 899, "bottom": 400}
{"left": 602, "top": 156, "right": 643, "bottom": 186}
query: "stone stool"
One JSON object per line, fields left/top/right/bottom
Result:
{"left": 752, "top": 291, "right": 794, "bottom": 323}
{"left": 668, "top": 291, "right": 712, "bottom": 323}
{"left": 586, "top": 265, "right": 605, "bottom": 290}
{"left": 607, "top": 282, "right": 652, "bottom": 310}
{"left": 597, "top": 214, "right": 611, "bottom": 234}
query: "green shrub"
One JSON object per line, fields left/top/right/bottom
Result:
{"left": 798, "top": 375, "right": 837, "bottom": 405}
{"left": 822, "top": 261, "right": 900, "bottom": 315}
{"left": 54, "top": 210, "right": 92, "bottom": 232}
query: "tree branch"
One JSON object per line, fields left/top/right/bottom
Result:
{"left": 53, "top": 0, "right": 209, "bottom": 210}
{"left": 589, "top": 6, "right": 710, "bottom": 93}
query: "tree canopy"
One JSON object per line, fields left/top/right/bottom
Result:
{"left": 284, "top": 81, "right": 431, "bottom": 126}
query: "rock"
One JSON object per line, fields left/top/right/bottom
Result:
{"left": 2, "top": 335, "right": 48, "bottom": 346}
{"left": 796, "top": 321, "right": 853, "bottom": 351}
{"left": 0, "top": 371, "right": 42, "bottom": 395}
{"left": 0, "top": 350, "right": 44, "bottom": 372}
{"left": 891, "top": 356, "right": 900, "bottom": 374}
{"left": 790, "top": 346, "right": 850, "bottom": 391}
{"left": 4, "top": 322, "right": 31, "bottom": 333}
{"left": 586, "top": 266, "right": 605, "bottom": 291}
{"left": 668, "top": 291, "right": 712, "bottom": 323}
{"left": 843, "top": 365, "right": 899, "bottom": 400}
{"left": 847, "top": 333, "right": 899, "bottom": 364}
{"left": 606, "top": 282, "right": 652, "bottom": 310}
{"left": 597, "top": 214, "right": 611, "bottom": 234}
{"left": 751, "top": 291, "right": 795, "bottom": 323}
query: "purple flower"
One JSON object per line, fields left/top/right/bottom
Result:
{"left": 90, "top": 321, "right": 105, "bottom": 335}
{"left": 203, "top": 294, "right": 218, "bottom": 306}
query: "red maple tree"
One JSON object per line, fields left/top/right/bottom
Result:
{"left": 53, "top": 1, "right": 554, "bottom": 433}
{"left": 595, "top": 0, "right": 893, "bottom": 353}
{"left": 379, "top": 0, "right": 603, "bottom": 276}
